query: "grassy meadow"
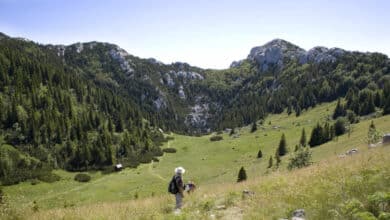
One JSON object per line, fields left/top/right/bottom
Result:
{"left": 2, "top": 101, "right": 390, "bottom": 219}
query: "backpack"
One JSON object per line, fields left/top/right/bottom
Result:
{"left": 168, "top": 175, "right": 179, "bottom": 194}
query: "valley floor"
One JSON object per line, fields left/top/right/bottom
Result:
{"left": 2, "top": 102, "right": 390, "bottom": 219}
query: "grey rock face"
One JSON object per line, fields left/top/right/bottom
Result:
{"left": 185, "top": 103, "right": 209, "bottom": 128}
{"left": 306, "top": 47, "right": 345, "bottom": 63}
{"left": 147, "top": 58, "right": 164, "bottom": 65}
{"left": 248, "top": 39, "right": 306, "bottom": 72}
{"left": 153, "top": 97, "right": 166, "bottom": 110}
{"left": 230, "top": 60, "right": 244, "bottom": 68}
{"left": 178, "top": 85, "right": 186, "bottom": 99}
{"left": 247, "top": 39, "right": 346, "bottom": 72}
{"left": 176, "top": 71, "right": 204, "bottom": 80}
{"left": 75, "top": 43, "right": 84, "bottom": 53}
{"left": 109, "top": 47, "right": 134, "bottom": 77}
{"left": 56, "top": 45, "right": 66, "bottom": 57}
{"left": 163, "top": 72, "right": 175, "bottom": 87}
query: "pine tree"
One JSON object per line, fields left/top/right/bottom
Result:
{"left": 334, "top": 119, "right": 346, "bottom": 136}
{"left": 268, "top": 156, "right": 273, "bottom": 168}
{"left": 257, "top": 149, "right": 262, "bottom": 158}
{"left": 277, "top": 133, "right": 287, "bottom": 156}
{"left": 237, "top": 166, "right": 247, "bottom": 182}
{"left": 299, "top": 128, "right": 307, "bottom": 147}
{"left": 275, "top": 154, "right": 281, "bottom": 167}
{"left": 229, "top": 128, "right": 235, "bottom": 136}
{"left": 251, "top": 121, "right": 257, "bottom": 133}
{"left": 383, "top": 80, "right": 390, "bottom": 115}
{"left": 333, "top": 99, "right": 346, "bottom": 119}
{"left": 295, "top": 105, "right": 301, "bottom": 117}
{"left": 368, "top": 120, "right": 381, "bottom": 144}
{"left": 374, "top": 91, "right": 382, "bottom": 107}
{"left": 369, "top": 120, "right": 375, "bottom": 130}
{"left": 309, "top": 123, "right": 323, "bottom": 147}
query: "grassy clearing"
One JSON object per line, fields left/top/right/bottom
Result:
{"left": 5, "top": 144, "right": 390, "bottom": 220}
{"left": 2, "top": 101, "right": 390, "bottom": 219}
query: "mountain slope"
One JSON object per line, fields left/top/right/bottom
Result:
{"left": 0, "top": 32, "right": 389, "bottom": 185}
{"left": 41, "top": 36, "right": 390, "bottom": 133}
{"left": 0, "top": 34, "right": 166, "bottom": 185}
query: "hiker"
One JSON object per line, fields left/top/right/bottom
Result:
{"left": 168, "top": 166, "right": 185, "bottom": 212}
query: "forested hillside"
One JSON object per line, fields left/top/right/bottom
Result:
{"left": 0, "top": 34, "right": 165, "bottom": 185}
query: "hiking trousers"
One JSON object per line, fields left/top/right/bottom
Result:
{"left": 175, "top": 193, "right": 183, "bottom": 209}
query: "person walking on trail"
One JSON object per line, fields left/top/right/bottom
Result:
{"left": 168, "top": 166, "right": 185, "bottom": 213}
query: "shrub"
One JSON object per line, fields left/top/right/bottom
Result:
{"left": 210, "top": 135, "right": 223, "bottom": 142}
{"left": 0, "top": 187, "right": 3, "bottom": 204}
{"left": 334, "top": 118, "right": 347, "bottom": 136}
{"left": 37, "top": 172, "right": 61, "bottom": 183}
{"left": 251, "top": 122, "right": 257, "bottom": 133}
{"left": 100, "top": 166, "right": 115, "bottom": 175}
{"left": 30, "top": 179, "right": 40, "bottom": 185}
{"left": 162, "top": 148, "right": 177, "bottom": 153}
{"left": 74, "top": 173, "right": 91, "bottom": 182}
{"left": 288, "top": 148, "right": 312, "bottom": 170}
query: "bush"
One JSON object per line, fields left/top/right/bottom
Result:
{"left": 0, "top": 187, "right": 3, "bottom": 204}
{"left": 287, "top": 148, "right": 312, "bottom": 170}
{"left": 162, "top": 148, "right": 177, "bottom": 153}
{"left": 30, "top": 179, "right": 40, "bottom": 185}
{"left": 210, "top": 135, "right": 223, "bottom": 142}
{"left": 100, "top": 166, "right": 115, "bottom": 175}
{"left": 74, "top": 173, "right": 91, "bottom": 182}
{"left": 37, "top": 171, "right": 61, "bottom": 183}
{"left": 334, "top": 118, "right": 347, "bottom": 136}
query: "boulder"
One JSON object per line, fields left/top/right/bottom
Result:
{"left": 292, "top": 209, "right": 305, "bottom": 218}
{"left": 383, "top": 134, "right": 390, "bottom": 145}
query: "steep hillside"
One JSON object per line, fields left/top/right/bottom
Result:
{"left": 0, "top": 34, "right": 166, "bottom": 185}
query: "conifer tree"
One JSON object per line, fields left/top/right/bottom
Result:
{"left": 277, "top": 133, "right": 287, "bottom": 156}
{"left": 333, "top": 99, "right": 346, "bottom": 119}
{"left": 309, "top": 123, "right": 323, "bottom": 147}
{"left": 257, "top": 149, "right": 262, "bottom": 158}
{"left": 383, "top": 80, "right": 390, "bottom": 115}
{"left": 237, "top": 166, "right": 247, "bottom": 182}
{"left": 268, "top": 156, "right": 273, "bottom": 168}
{"left": 229, "top": 128, "right": 235, "bottom": 136}
{"left": 299, "top": 128, "right": 307, "bottom": 147}
{"left": 251, "top": 121, "right": 257, "bottom": 133}
{"left": 275, "top": 154, "right": 281, "bottom": 167}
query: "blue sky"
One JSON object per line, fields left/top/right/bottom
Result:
{"left": 0, "top": 0, "right": 389, "bottom": 69}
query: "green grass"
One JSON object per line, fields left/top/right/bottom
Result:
{"left": 3, "top": 101, "right": 390, "bottom": 215}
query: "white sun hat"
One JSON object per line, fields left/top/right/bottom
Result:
{"left": 174, "top": 167, "right": 186, "bottom": 174}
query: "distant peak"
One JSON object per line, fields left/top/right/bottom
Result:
{"left": 0, "top": 32, "right": 9, "bottom": 38}
{"left": 247, "top": 39, "right": 306, "bottom": 71}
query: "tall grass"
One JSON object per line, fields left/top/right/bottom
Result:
{"left": 4, "top": 146, "right": 389, "bottom": 220}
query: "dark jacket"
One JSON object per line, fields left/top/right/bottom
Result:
{"left": 174, "top": 174, "right": 184, "bottom": 194}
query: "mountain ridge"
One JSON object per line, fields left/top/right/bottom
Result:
{"left": 0, "top": 31, "right": 389, "bottom": 185}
